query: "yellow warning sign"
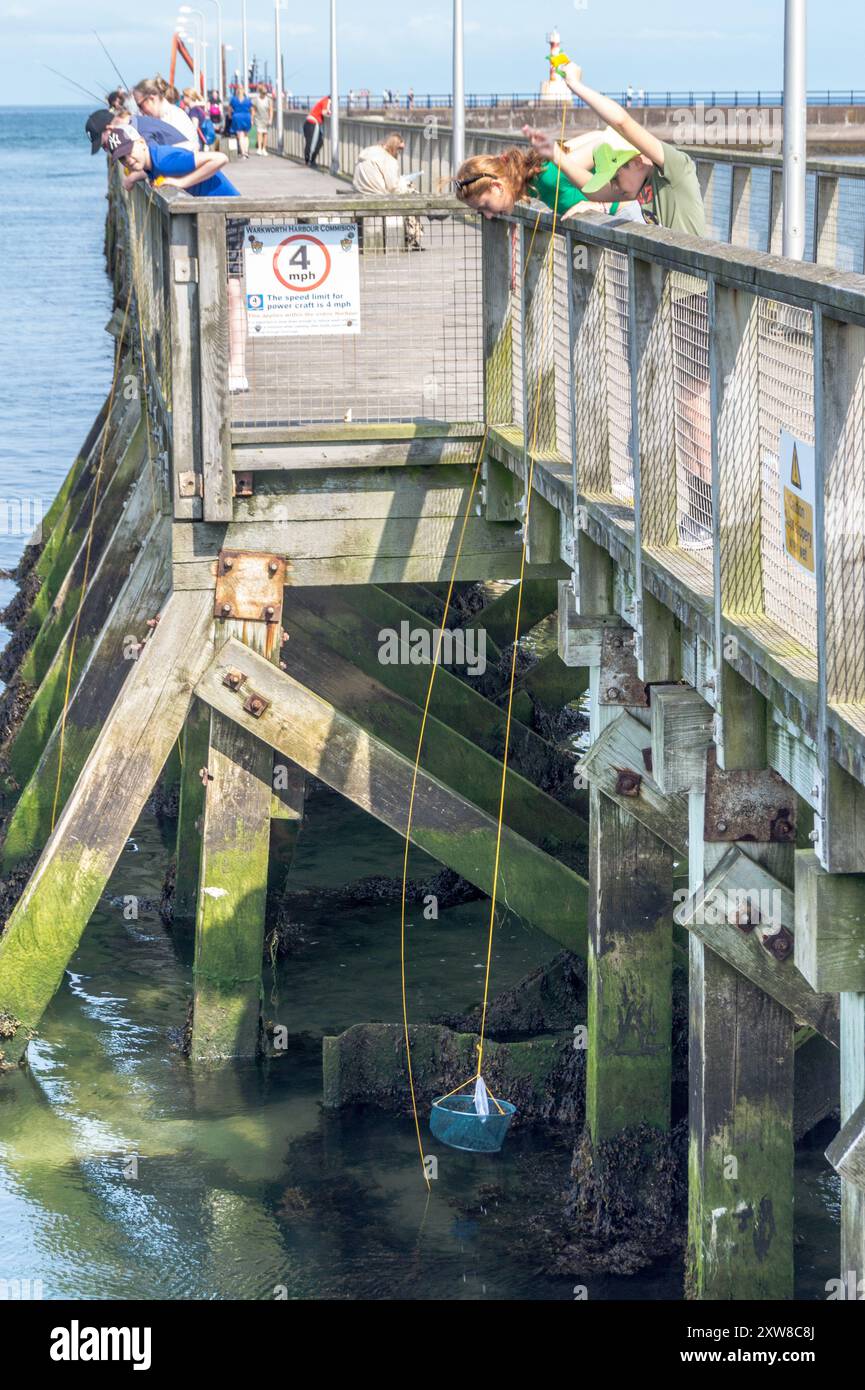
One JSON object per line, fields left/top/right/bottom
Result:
{"left": 783, "top": 486, "right": 814, "bottom": 571}
{"left": 779, "top": 430, "right": 816, "bottom": 574}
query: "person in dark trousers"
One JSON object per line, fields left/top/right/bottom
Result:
{"left": 303, "top": 96, "right": 331, "bottom": 167}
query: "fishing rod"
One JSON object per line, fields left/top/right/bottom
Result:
{"left": 93, "top": 30, "right": 130, "bottom": 92}
{"left": 42, "top": 64, "right": 105, "bottom": 104}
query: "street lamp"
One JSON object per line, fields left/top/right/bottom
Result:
{"left": 242, "top": 0, "right": 249, "bottom": 89}
{"left": 782, "top": 0, "right": 806, "bottom": 259}
{"left": 329, "top": 0, "right": 339, "bottom": 175}
{"left": 274, "top": 0, "right": 284, "bottom": 146}
{"left": 204, "top": 0, "right": 224, "bottom": 100}
{"left": 180, "top": 6, "right": 208, "bottom": 95}
{"left": 453, "top": 0, "right": 465, "bottom": 170}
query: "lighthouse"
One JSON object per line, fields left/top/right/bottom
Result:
{"left": 540, "top": 27, "right": 579, "bottom": 101}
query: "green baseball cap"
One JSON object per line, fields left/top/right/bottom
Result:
{"left": 582, "top": 141, "right": 641, "bottom": 194}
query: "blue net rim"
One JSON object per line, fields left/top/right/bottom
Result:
{"left": 431, "top": 1094, "right": 517, "bottom": 1118}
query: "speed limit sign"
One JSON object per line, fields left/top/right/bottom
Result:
{"left": 244, "top": 221, "right": 361, "bottom": 336}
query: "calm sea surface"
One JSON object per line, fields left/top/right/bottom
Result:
{"left": 0, "top": 108, "right": 839, "bottom": 1301}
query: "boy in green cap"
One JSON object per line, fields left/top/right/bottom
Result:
{"left": 540, "top": 50, "right": 706, "bottom": 237}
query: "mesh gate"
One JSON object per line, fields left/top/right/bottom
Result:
{"left": 231, "top": 211, "right": 483, "bottom": 428}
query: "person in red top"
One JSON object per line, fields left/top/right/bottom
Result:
{"left": 304, "top": 95, "right": 331, "bottom": 168}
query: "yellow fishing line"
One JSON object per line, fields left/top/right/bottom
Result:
{"left": 402, "top": 104, "right": 570, "bottom": 1169}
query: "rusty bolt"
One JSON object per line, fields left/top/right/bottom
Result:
{"left": 606, "top": 686, "right": 621, "bottom": 701}
{"left": 615, "top": 769, "right": 642, "bottom": 797}
{"left": 243, "top": 691, "right": 269, "bottom": 719}
{"left": 716, "top": 819, "right": 728, "bottom": 833}
{"left": 734, "top": 905, "right": 758, "bottom": 933}
{"left": 267, "top": 559, "right": 279, "bottom": 575}
{"left": 223, "top": 557, "right": 234, "bottom": 571}
{"left": 264, "top": 605, "right": 275, "bottom": 619}
{"left": 222, "top": 669, "right": 245, "bottom": 690}
{"left": 773, "top": 819, "right": 793, "bottom": 840}
{"left": 220, "top": 602, "right": 232, "bottom": 617}
{"left": 198, "top": 767, "right": 213, "bottom": 785}
{"left": 761, "top": 925, "right": 793, "bottom": 962}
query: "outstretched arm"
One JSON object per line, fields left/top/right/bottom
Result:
{"left": 158, "top": 151, "right": 230, "bottom": 191}
{"left": 522, "top": 125, "right": 611, "bottom": 200}
{"left": 553, "top": 58, "right": 666, "bottom": 168}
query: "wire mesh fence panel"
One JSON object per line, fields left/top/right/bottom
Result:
{"left": 571, "top": 246, "right": 611, "bottom": 497}
{"left": 603, "top": 249, "right": 634, "bottom": 501}
{"left": 231, "top": 211, "right": 483, "bottom": 428}
{"left": 670, "top": 272, "right": 713, "bottom": 577}
{"left": 757, "top": 297, "right": 818, "bottom": 654}
{"left": 825, "top": 344, "right": 865, "bottom": 727}
{"left": 552, "top": 233, "right": 573, "bottom": 462}
{"left": 511, "top": 224, "right": 525, "bottom": 430}
{"left": 746, "top": 167, "right": 772, "bottom": 251}
{"left": 702, "top": 161, "right": 733, "bottom": 242}
{"left": 824, "top": 176, "right": 865, "bottom": 272}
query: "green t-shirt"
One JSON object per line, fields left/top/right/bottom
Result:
{"left": 529, "top": 161, "right": 619, "bottom": 216}
{"left": 646, "top": 142, "right": 706, "bottom": 236}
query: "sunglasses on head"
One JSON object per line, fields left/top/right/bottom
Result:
{"left": 452, "top": 173, "right": 486, "bottom": 192}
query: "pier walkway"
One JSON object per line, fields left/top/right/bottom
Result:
{"left": 0, "top": 137, "right": 864, "bottom": 1300}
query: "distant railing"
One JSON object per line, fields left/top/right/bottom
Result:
{"left": 278, "top": 113, "right": 865, "bottom": 276}
{"left": 283, "top": 91, "right": 865, "bottom": 113}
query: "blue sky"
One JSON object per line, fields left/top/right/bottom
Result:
{"left": 1, "top": 1, "right": 859, "bottom": 106}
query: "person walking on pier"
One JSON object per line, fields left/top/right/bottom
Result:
{"left": 252, "top": 84, "right": 273, "bottom": 156}
{"left": 303, "top": 95, "right": 331, "bottom": 167}
{"left": 228, "top": 87, "right": 253, "bottom": 158}
{"left": 353, "top": 133, "right": 424, "bottom": 249}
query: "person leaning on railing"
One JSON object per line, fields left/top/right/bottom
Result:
{"left": 546, "top": 48, "right": 711, "bottom": 537}
{"left": 544, "top": 48, "right": 706, "bottom": 237}
{"left": 451, "top": 145, "right": 621, "bottom": 220}
{"left": 105, "top": 129, "right": 250, "bottom": 397}
{"left": 353, "top": 133, "right": 424, "bottom": 250}
{"left": 304, "top": 96, "right": 331, "bottom": 168}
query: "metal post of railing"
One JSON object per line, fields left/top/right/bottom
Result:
{"left": 782, "top": 0, "right": 807, "bottom": 258}
{"left": 274, "top": 0, "right": 283, "bottom": 149}
{"left": 329, "top": 0, "right": 339, "bottom": 175}
{"left": 452, "top": 0, "right": 465, "bottom": 170}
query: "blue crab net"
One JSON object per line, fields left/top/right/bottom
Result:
{"left": 429, "top": 1093, "right": 516, "bottom": 1153}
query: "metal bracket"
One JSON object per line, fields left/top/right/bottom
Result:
{"left": 177, "top": 471, "right": 203, "bottom": 498}
{"left": 172, "top": 256, "right": 198, "bottom": 284}
{"left": 703, "top": 748, "right": 796, "bottom": 843}
{"left": 598, "top": 626, "right": 649, "bottom": 707}
{"left": 233, "top": 472, "right": 254, "bottom": 498}
{"left": 214, "top": 551, "right": 287, "bottom": 623}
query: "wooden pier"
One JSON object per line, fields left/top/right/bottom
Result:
{"left": 1, "top": 144, "right": 864, "bottom": 1299}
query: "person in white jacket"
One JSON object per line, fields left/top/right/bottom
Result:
{"left": 352, "top": 134, "right": 423, "bottom": 250}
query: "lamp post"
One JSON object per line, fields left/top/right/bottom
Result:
{"left": 242, "top": 0, "right": 249, "bottom": 89}
{"left": 180, "top": 6, "right": 208, "bottom": 95}
{"left": 452, "top": 0, "right": 465, "bottom": 170}
{"left": 204, "top": 0, "right": 224, "bottom": 100}
{"left": 782, "top": 0, "right": 806, "bottom": 259}
{"left": 274, "top": 0, "right": 284, "bottom": 148}
{"left": 177, "top": 24, "right": 199, "bottom": 92}
{"left": 329, "top": 0, "right": 339, "bottom": 175}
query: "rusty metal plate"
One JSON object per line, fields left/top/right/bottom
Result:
{"left": 598, "top": 627, "right": 649, "bottom": 706}
{"left": 214, "top": 551, "right": 287, "bottom": 623}
{"left": 704, "top": 748, "right": 796, "bottom": 843}
{"left": 234, "top": 472, "right": 254, "bottom": 497}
